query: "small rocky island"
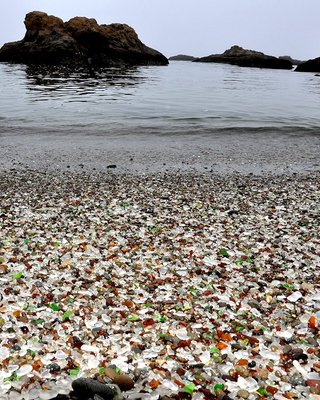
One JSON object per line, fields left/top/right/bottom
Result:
{"left": 168, "top": 54, "right": 196, "bottom": 61}
{"left": 295, "top": 57, "right": 320, "bottom": 72}
{"left": 194, "top": 45, "right": 293, "bottom": 70}
{"left": 0, "top": 11, "right": 168, "bottom": 66}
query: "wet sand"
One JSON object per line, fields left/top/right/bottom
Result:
{"left": 0, "top": 132, "right": 319, "bottom": 175}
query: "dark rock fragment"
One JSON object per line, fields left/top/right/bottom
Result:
{"left": 71, "top": 378, "right": 120, "bottom": 400}
{"left": 291, "top": 352, "right": 308, "bottom": 362}
{"left": 47, "top": 363, "right": 61, "bottom": 373}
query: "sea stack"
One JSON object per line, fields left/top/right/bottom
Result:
{"left": 0, "top": 11, "right": 168, "bottom": 66}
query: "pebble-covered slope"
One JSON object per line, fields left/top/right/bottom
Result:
{"left": 0, "top": 171, "right": 319, "bottom": 399}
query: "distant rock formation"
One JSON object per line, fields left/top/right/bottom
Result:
{"left": 279, "top": 55, "right": 303, "bottom": 65}
{"left": 295, "top": 57, "right": 320, "bottom": 72}
{"left": 169, "top": 54, "right": 196, "bottom": 61}
{"left": 194, "top": 45, "right": 292, "bottom": 70}
{"left": 0, "top": 11, "right": 168, "bottom": 66}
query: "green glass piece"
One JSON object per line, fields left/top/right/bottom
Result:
{"left": 4, "top": 372, "right": 19, "bottom": 382}
{"left": 50, "top": 303, "right": 60, "bottom": 311}
{"left": 32, "top": 319, "right": 45, "bottom": 325}
{"left": 68, "top": 368, "right": 80, "bottom": 376}
{"left": 128, "top": 315, "right": 139, "bottom": 322}
{"left": 62, "top": 310, "right": 73, "bottom": 321}
{"left": 183, "top": 383, "right": 195, "bottom": 395}
{"left": 159, "top": 333, "right": 168, "bottom": 339}
{"left": 214, "top": 383, "right": 225, "bottom": 392}
{"left": 236, "top": 325, "right": 245, "bottom": 331}
{"left": 12, "top": 271, "right": 24, "bottom": 279}
{"left": 210, "top": 347, "right": 219, "bottom": 354}
{"left": 27, "top": 349, "right": 36, "bottom": 357}
{"left": 283, "top": 282, "right": 295, "bottom": 290}
{"left": 257, "top": 388, "right": 268, "bottom": 396}
{"left": 220, "top": 248, "right": 229, "bottom": 257}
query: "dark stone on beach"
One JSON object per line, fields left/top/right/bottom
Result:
{"left": 71, "top": 378, "right": 120, "bottom": 399}
{"left": 290, "top": 352, "right": 308, "bottom": 362}
{"left": 194, "top": 45, "right": 293, "bottom": 70}
{"left": 295, "top": 57, "right": 320, "bottom": 72}
{"left": 307, "top": 337, "right": 318, "bottom": 346}
{"left": 107, "top": 165, "right": 117, "bottom": 169}
{"left": 227, "top": 209, "right": 239, "bottom": 216}
{"left": 169, "top": 54, "right": 196, "bottom": 61}
{"left": 248, "top": 300, "right": 261, "bottom": 309}
{"left": 0, "top": 11, "right": 168, "bottom": 67}
{"left": 47, "top": 363, "right": 61, "bottom": 373}
{"left": 289, "top": 375, "right": 306, "bottom": 386}
{"left": 282, "top": 344, "right": 293, "bottom": 354}
{"left": 221, "top": 374, "right": 237, "bottom": 382}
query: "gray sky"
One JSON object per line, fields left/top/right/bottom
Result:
{"left": 0, "top": 0, "right": 319, "bottom": 60}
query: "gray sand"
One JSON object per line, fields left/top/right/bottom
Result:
{"left": 0, "top": 132, "right": 319, "bottom": 175}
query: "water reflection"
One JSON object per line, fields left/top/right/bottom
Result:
{"left": 25, "top": 64, "right": 147, "bottom": 102}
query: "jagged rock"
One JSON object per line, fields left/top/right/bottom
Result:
{"left": 194, "top": 45, "right": 292, "bottom": 70}
{"left": 169, "top": 54, "right": 196, "bottom": 61}
{"left": 295, "top": 57, "right": 320, "bottom": 72}
{"left": 279, "top": 55, "right": 303, "bottom": 65}
{"left": 0, "top": 11, "right": 168, "bottom": 67}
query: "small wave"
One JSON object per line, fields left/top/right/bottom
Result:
{"left": 1, "top": 123, "right": 319, "bottom": 139}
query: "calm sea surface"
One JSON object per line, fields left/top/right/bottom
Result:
{"left": 1, "top": 61, "right": 320, "bottom": 137}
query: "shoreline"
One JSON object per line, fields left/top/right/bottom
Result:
{"left": 1, "top": 132, "right": 319, "bottom": 176}
{"left": 0, "top": 170, "right": 319, "bottom": 399}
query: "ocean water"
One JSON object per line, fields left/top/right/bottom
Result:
{"left": 0, "top": 61, "right": 319, "bottom": 173}
{"left": 1, "top": 61, "right": 320, "bottom": 136}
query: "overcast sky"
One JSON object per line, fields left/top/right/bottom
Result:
{"left": 0, "top": 0, "right": 319, "bottom": 60}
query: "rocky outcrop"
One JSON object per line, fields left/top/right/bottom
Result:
{"left": 169, "top": 54, "right": 196, "bottom": 61}
{"left": 279, "top": 55, "right": 303, "bottom": 66}
{"left": 0, "top": 11, "right": 168, "bottom": 66}
{"left": 295, "top": 57, "right": 320, "bottom": 72}
{"left": 194, "top": 45, "right": 292, "bottom": 70}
